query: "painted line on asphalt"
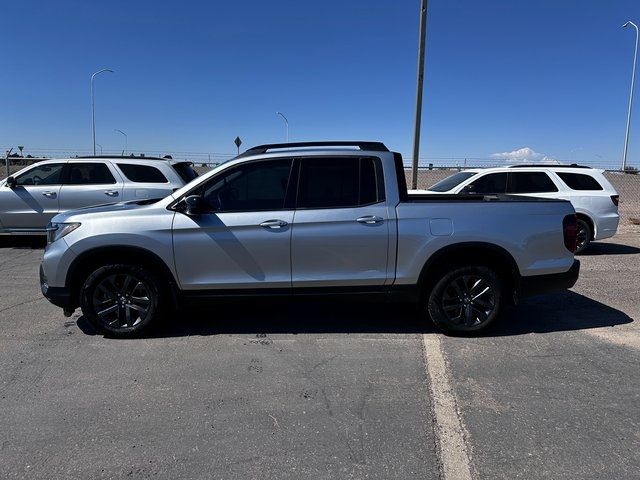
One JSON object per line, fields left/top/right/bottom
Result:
{"left": 422, "top": 334, "right": 473, "bottom": 480}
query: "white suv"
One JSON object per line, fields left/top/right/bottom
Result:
{"left": 425, "top": 165, "right": 619, "bottom": 253}
{"left": 0, "top": 156, "right": 198, "bottom": 234}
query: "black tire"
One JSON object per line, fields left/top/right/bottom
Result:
{"left": 574, "top": 219, "right": 591, "bottom": 255}
{"left": 80, "top": 264, "right": 163, "bottom": 338}
{"left": 426, "top": 265, "right": 503, "bottom": 334}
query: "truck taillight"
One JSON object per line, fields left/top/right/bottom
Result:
{"left": 611, "top": 195, "right": 619, "bottom": 206}
{"left": 563, "top": 214, "right": 577, "bottom": 253}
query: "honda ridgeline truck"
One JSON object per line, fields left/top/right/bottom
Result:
{"left": 40, "top": 141, "right": 579, "bottom": 337}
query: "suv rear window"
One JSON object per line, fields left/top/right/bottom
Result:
{"left": 507, "top": 172, "right": 558, "bottom": 193}
{"left": 556, "top": 172, "right": 603, "bottom": 191}
{"left": 173, "top": 162, "right": 199, "bottom": 183}
{"left": 297, "top": 157, "right": 384, "bottom": 209}
{"left": 118, "top": 164, "right": 168, "bottom": 183}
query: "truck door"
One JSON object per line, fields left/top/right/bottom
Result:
{"left": 172, "top": 158, "right": 295, "bottom": 290}
{"left": 291, "top": 156, "right": 389, "bottom": 288}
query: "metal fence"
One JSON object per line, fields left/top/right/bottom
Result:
{"left": 3, "top": 149, "right": 639, "bottom": 227}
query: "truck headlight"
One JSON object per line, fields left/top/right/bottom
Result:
{"left": 46, "top": 222, "right": 81, "bottom": 244}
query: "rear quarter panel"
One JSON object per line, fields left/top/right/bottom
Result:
{"left": 394, "top": 199, "right": 575, "bottom": 284}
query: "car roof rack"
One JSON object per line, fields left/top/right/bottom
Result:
{"left": 74, "top": 155, "right": 174, "bottom": 161}
{"left": 508, "top": 163, "right": 592, "bottom": 169}
{"left": 240, "top": 141, "right": 389, "bottom": 157}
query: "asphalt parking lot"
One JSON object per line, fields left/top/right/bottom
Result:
{"left": 1, "top": 232, "right": 639, "bottom": 479}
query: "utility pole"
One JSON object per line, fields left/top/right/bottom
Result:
{"left": 622, "top": 21, "right": 638, "bottom": 172}
{"left": 411, "top": 0, "right": 428, "bottom": 190}
{"left": 5, "top": 148, "right": 12, "bottom": 179}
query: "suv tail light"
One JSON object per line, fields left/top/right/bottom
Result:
{"left": 610, "top": 195, "right": 619, "bottom": 207}
{"left": 563, "top": 214, "right": 577, "bottom": 253}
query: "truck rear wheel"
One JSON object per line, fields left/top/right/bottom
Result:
{"left": 427, "top": 265, "right": 503, "bottom": 334}
{"left": 80, "top": 264, "right": 163, "bottom": 338}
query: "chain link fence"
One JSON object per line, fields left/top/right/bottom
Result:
{"left": 2, "top": 148, "right": 639, "bottom": 227}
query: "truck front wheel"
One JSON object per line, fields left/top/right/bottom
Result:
{"left": 80, "top": 264, "right": 163, "bottom": 338}
{"left": 427, "top": 265, "right": 503, "bottom": 334}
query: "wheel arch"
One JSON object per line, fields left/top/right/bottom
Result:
{"left": 575, "top": 212, "right": 595, "bottom": 240}
{"left": 66, "top": 245, "right": 179, "bottom": 308}
{"left": 417, "top": 242, "right": 520, "bottom": 302}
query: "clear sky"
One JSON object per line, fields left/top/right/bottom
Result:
{"left": 1, "top": 0, "right": 640, "bottom": 167}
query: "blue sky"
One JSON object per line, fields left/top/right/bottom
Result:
{"left": 1, "top": 0, "right": 639, "bottom": 167}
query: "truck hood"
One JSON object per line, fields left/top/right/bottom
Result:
{"left": 51, "top": 198, "right": 163, "bottom": 223}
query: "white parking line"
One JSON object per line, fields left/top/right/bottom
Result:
{"left": 422, "top": 334, "right": 473, "bottom": 480}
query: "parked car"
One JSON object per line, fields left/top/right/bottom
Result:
{"left": 0, "top": 156, "right": 198, "bottom": 234}
{"left": 422, "top": 164, "right": 619, "bottom": 253}
{"left": 40, "top": 141, "right": 579, "bottom": 337}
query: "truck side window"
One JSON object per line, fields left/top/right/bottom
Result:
{"left": 465, "top": 173, "right": 507, "bottom": 194}
{"left": 201, "top": 159, "right": 293, "bottom": 212}
{"left": 507, "top": 172, "right": 558, "bottom": 193}
{"left": 297, "top": 157, "right": 382, "bottom": 209}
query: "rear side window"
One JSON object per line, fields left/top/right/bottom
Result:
{"left": 118, "top": 164, "right": 168, "bottom": 183}
{"left": 466, "top": 173, "right": 507, "bottom": 194}
{"left": 172, "top": 162, "right": 198, "bottom": 183}
{"left": 296, "top": 157, "right": 384, "bottom": 209}
{"left": 556, "top": 172, "right": 603, "bottom": 191}
{"left": 15, "top": 163, "right": 64, "bottom": 186}
{"left": 507, "top": 172, "right": 558, "bottom": 193}
{"left": 65, "top": 163, "right": 116, "bottom": 185}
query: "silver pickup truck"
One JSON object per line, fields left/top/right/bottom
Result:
{"left": 40, "top": 141, "right": 579, "bottom": 337}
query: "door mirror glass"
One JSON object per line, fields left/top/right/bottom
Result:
{"left": 184, "top": 195, "right": 205, "bottom": 215}
{"left": 6, "top": 176, "right": 16, "bottom": 188}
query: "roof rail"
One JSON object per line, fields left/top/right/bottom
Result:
{"left": 508, "top": 163, "right": 592, "bottom": 169}
{"left": 75, "top": 155, "right": 171, "bottom": 161}
{"left": 240, "top": 141, "right": 389, "bottom": 157}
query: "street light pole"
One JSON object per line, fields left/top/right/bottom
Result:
{"left": 622, "top": 21, "right": 639, "bottom": 172}
{"left": 411, "top": 0, "right": 428, "bottom": 190}
{"left": 276, "top": 112, "right": 289, "bottom": 142}
{"left": 91, "top": 68, "right": 114, "bottom": 156}
{"left": 114, "top": 129, "right": 127, "bottom": 155}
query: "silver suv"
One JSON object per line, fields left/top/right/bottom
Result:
{"left": 0, "top": 156, "right": 198, "bottom": 234}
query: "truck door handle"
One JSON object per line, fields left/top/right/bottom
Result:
{"left": 104, "top": 190, "right": 119, "bottom": 197}
{"left": 41, "top": 191, "right": 57, "bottom": 198}
{"left": 259, "top": 219, "right": 288, "bottom": 229}
{"left": 356, "top": 215, "right": 383, "bottom": 224}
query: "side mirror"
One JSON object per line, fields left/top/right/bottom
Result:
{"left": 461, "top": 184, "right": 475, "bottom": 194}
{"left": 5, "top": 176, "right": 16, "bottom": 188}
{"left": 184, "top": 195, "right": 205, "bottom": 215}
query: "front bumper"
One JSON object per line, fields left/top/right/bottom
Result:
{"left": 519, "top": 260, "right": 580, "bottom": 298}
{"left": 40, "top": 264, "right": 74, "bottom": 310}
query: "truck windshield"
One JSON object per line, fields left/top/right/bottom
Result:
{"left": 427, "top": 171, "right": 476, "bottom": 192}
